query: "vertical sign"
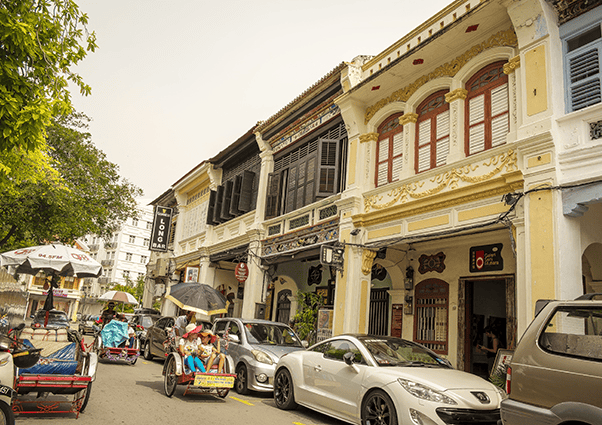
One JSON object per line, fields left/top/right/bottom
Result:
{"left": 149, "top": 206, "right": 173, "bottom": 252}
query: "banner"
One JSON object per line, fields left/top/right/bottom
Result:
{"left": 149, "top": 206, "right": 173, "bottom": 252}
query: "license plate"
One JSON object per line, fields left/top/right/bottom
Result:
{"left": 193, "top": 374, "right": 235, "bottom": 388}
{"left": 0, "top": 384, "right": 14, "bottom": 397}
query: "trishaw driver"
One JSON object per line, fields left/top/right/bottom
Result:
{"left": 174, "top": 310, "right": 195, "bottom": 337}
{"left": 101, "top": 302, "right": 116, "bottom": 326}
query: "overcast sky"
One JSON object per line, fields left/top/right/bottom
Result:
{"left": 70, "top": 0, "right": 452, "bottom": 202}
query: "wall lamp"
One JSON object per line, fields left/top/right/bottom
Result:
{"left": 350, "top": 228, "right": 361, "bottom": 236}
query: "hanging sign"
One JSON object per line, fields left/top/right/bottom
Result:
{"left": 149, "top": 206, "right": 173, "bottom": 252}
{"left": 470, "top": 243, "right": 504, "bottom": 272}
{"left": 234, "top": 262, "right": 249, "bottom": 283}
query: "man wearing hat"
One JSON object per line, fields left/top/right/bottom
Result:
{"left": 101, "top": 302, "right": 116, "bottom": 326}
{"left": 179, "top": 323, "right": 206, "bottom": 373}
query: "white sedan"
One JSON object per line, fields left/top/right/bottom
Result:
{"left": 273, "top": 334, "right": 504, "bottom": 425}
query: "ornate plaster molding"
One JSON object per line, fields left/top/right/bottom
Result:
{"left": 503, "top": 55, "right": 520, "bottom": 74}
{"left": 360, "top": 133, "right": 379, "bottom": 143}
{"left": 445, "top": 88, "right": 468, "bottom": 103}
{"left": 399, "top": 113, "right": 419, "bottom": 125}
{"left": 361, "top": 249, "right": 377, "bottom": 275}
{"left": 545, "top": 0, "right": 602, "bottom": 25}
{"left": 364, "top": 149, "right": 518, "bottom": 212}
{"left": 364, "top": 28, "right": 518, "bottom": 124}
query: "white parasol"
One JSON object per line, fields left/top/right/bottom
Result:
{"left": 98, "top": 290, "right": 139, "bottom": 305}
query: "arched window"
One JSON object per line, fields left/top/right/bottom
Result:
{"left": 465, "top": 61, "right": 509, "bottom": 155}
{"left": 415, "top": 90, "right": 450, "bottom": 173}
{"left": 413, "top": 278, "right": 449, "bottom": 354}
{"left": 375, "top": 112, "right": 404, "bottom": 186}
{"left": 276, "top": 289, "right": 292, "bottom": 324}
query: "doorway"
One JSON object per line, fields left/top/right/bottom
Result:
{"left": 462, "top": 278, "right": 508, "bottom": 379}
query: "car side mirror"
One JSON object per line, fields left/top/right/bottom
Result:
{"left": 302, "top": 341, "right": 309, "bottom": 349}
{"left": 228, "top": 334, "right": 240, "bottom": 343}
{"left": 343, "top": 351, "right": 355, "bottom": 366}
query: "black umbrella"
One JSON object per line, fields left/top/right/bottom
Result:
{"left": 165, "top": 282, "right": 228, "bottom": 316}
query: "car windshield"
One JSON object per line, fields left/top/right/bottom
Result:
{"left": 359, "top": 336, "right": 449, "bottom": 367}
{"left": 140, "top": 316, "right": 155, "bottom": 328}
{"left": 244, "top": 323, "right": 303, "bottom": 347}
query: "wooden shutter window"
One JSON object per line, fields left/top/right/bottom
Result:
{"left": 415, "top": 91, "right": 449, "bottom": 173}
{"left": 375, "top": 112, "right": 403, "bottom": 187}
{"left": 265, "top": 172, "right": 281, "bottom": 220}
{"left": 413, "top": 278, "right": 449, "bottom": 354}
{"left": 229, "top": 174, "right": 242, "bottom": 216}
{"left": 220, "top": 180, "right": 234, "bottom": 221}
{"left": 213, "top": 185, "right": 224, "bottom": 225}
{"left": 238, "top": 170, "right": 255, "bottom": 213}
{"left": 465, "top": 61, "right": 509, "bottom": 155}
{"left": 205, "top": 190, "right": 217, "bottom": 225}
{"left": 317, "top": 138, "right": 339, "bottom": 196}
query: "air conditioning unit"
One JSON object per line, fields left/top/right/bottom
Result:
{"left": 151, "top": 258, "right": 169, "bottom": 278}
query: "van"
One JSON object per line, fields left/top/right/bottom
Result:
{"left": 500, "top": 294, "right": 602, "bottom": 425}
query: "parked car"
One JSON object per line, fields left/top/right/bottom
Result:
{"left": 129, "top": 311, "right": 161, "bottom": 347}
{"left": 32, "top": 309, "right": 70, "bottom": 329}
{"left": 274, "top": 334, "right": 504, "bottom": 425}
{"left": 142, "top": 316, "right": 212, "bottom": 360}
{"left": 78, "top": 314, "right": 100, "bottom": 335}
{"left": 500, "top": 294, "right": 602, "bottom": 425}
{"left": 212, "top": 318, "right": 305, "bottom": 394}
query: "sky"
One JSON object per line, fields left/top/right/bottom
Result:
{"left": 70, "top": 0, "right": 452, "bottom": 202}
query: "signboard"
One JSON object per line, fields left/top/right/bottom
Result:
{"left": 184, "top": 266, "right": 199, "bottom": 283}
{"left": 193, "top": 374, "right": 235, "bottom": 388}
{"left": 234, "top": 262, "right": 249, "bottom": 283}
{"left": 320, "top": 245, "right": 344, "bottom": 269}
{"left": 149, "top": 206, "right": 173, "bottom": 252}
{"left": 470, "top": 243, "right": 504, "bottom": 273}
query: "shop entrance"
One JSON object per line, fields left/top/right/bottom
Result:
{"left": 459, "top": 276, "right": 515, "bottom": 379}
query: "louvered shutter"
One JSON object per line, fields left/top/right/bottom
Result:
{"left": 265, "top": 172, "right": 281, "bottom": 220}
{"left": 238, "top": 170, "right": 255, "bottom": 213}
{"left": 213, "top": 186, "right": 224, "bottom": 225}
{"left": 205, "top": 190, "right": 217, "bottom": 225}
{"left": 417, "top": 118, "right": 431, "bottom": 173}
{"left": 220, "top": 180, "right": 234, "bottom": 221}
{"left": 468, "top": 94, "right": 485, "bottom": 155}
{"left": 317, "top": 138, "right": 339, "bottom": 197}
{"left": 229, "top": 174, "right": 242, "bottom": 216}
{"left": 436, "top": 110, "right": 450, "bottom": 167}
{"left": 376, "top": 138, "right": 389, "bottom": 187}
{"left": 391, "top": 132, "right": 403, "bottom": 181}
{"left": 285, "top": 165, "right": 297, "bottom": 214}
{"left": 568, "top": 44, "right": 602, "bottom": 111}
{"left": 491, "top": 83, "right": 509, "bottom": 147}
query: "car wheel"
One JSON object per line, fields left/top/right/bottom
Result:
{"left": 163, "top": 356, "right": 177, "bottom": 397}
{"left": 361, "top": 389, "right": 398, "bottom": 425}
{"left": 235, "top": 364, "right": 249, "bottom": 395}
{"left": 143, "top": 342, "right": 153, "bottom": 360}
{"left": 274, "top": 368, "right": 297, "bottom": 410}
{"left": 0, "top": 400, "right": 15, "bottom": 425}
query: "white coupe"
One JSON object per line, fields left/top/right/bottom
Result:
{"left": 273, "top": 334, "right": 504, "bottom": 425}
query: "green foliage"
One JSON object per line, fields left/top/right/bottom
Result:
{"left": 0, "top": 0, "right": 97, "bottom": 155}
{"left": 0, "top": 112, "right": 143, "bottom": 250}
{"left": 291, "top": 291, "right": 324, "bottom": 342}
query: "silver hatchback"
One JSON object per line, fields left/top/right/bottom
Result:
{"left": 213, "top": 318, "right": 305, "bottom": 394}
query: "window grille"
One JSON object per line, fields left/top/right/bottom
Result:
{"left": 319, "top": 205, "right": 338, "bottom": 220}
{"left": 268, "top": 224, "right": 281, "bottom": 236}
{"left": 289, "top": 214, "right": 309, "bottom": 230}
{"left": 413, "top": 279, "right": 449, "bottom": 354}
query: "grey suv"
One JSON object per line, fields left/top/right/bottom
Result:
{"left": 500, "top": 294, "right": 602, "bottom": 425}
{"left": 212, "top": 318, "right": 305, "bottom": 394}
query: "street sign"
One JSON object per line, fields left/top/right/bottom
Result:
{"left": 320, "top": 245, "right": 344, "bottom": 269}
{"left": 234, "top": 262, "right": 249, "bottom": 283}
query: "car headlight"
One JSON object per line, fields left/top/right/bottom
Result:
{"left": 398, "top": 379, "right": 457, "bottom": 405}
{"left": 251, "top": 350, "right": 273, "bottom": 365}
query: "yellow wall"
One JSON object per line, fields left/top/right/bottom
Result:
{"left": 529, "top": 189, "right": 556, "bottom": 309}
{"left": 525, "top": 46, "right": 548, "bottom": 116}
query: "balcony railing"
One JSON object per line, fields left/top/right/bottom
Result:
{"left": 101, "top": 260, "right": 114, "bottom": 267}
{"left": 88, "top": 244, "right": 99, "bottom": 251}
{"left": 98, "top": 277, "right": 111, "bottom": 284}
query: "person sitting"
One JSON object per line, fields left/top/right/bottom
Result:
{"left": 101, "top": 302, "right": 116, "bottom": 326}
{"left": 179, "top": 323, "right": 206, "bottom": 374}
{"left": 199, "top": 329, "right": 225, "bottom": 373}
{"left": 101, "top": 313, "right": 129, "bottom": 348}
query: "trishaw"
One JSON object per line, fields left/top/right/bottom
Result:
{"left": 92, "top": 325, "right": 140, "bottom": 365}
{"left": 162, "top": 329, "right": 236, "bottom": 399}
{"left": 3, "top": 322, "right": 97, "bottom": 420}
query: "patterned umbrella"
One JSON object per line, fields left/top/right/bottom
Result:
{"left": 165, "top": 282, "right": 228, "bottom": 316}
{"left": 0, "top": 243, "right": 103, "bottom": 278}
{"left": 98, "top": 290, "right": 139, "bottom": 305}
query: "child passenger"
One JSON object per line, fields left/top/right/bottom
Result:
{"left": 179, "top": 323, "right": 206, "bottom": 373}
{"left": 199, "top": 329, "right": 225, "bottom": 373}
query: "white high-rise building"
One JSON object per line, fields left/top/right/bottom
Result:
{"left": 82, "top": 202, "right": 154, "bottom": 297}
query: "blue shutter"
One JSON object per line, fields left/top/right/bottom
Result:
{"left": 568, "top": 42, "right": 602, "bottom": 111}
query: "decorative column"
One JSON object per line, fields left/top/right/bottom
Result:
{"left": 444, "top": 88, "right": 468, "bottom": 163}
{"left": 240, "top": 233, "right": 265, "bottom": 319}
{"left": 503, "top": 55, "right": 520, "bottom": 136}
{"left": 398, "top": 113, "right": 418, "bottom": 179}
{"left": 359, "top": 133, "right": 378, "bottom": 188}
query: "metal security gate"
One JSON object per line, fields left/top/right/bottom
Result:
{"left": 276, "top": 289, "right": 291, "bottom": 325}
{"left": 368, "top": 288, "right": 389, "bottom": 336}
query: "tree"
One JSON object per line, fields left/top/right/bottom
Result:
{"left": 0, "top": 0, "right": 97, "bottom": 155}
{"left": 0, "top": 112, "right": 143, "bottom": 250}
{"left": 291, "top": 291, "right": 324, "bottom": 343}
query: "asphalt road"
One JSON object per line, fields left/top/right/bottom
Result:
{"left": 13, "top": 345, "right": 346, "bottom": 425}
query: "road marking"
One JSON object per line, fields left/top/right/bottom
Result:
{"left": 293, "top": 422, "right": 306, "bottom": 425}
{"left": 230, "top": 396, "right": 254, "bottom": 406}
